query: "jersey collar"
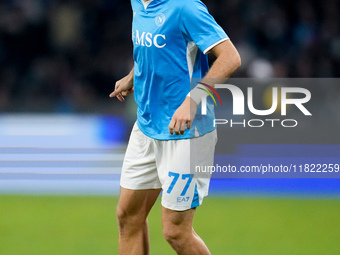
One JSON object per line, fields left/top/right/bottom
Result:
{"left": 141, "top": 0, "right": 154, "bottom": 9}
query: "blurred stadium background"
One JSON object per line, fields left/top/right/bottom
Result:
{"left": 1, "top": 0, "right": 340, "bottom": 254}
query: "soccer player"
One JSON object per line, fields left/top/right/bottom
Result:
{"left": 110, "top": 0, "right": 241, "bottom": 254}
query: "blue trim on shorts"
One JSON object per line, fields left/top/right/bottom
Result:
{"left": 191, "top": 184, "right": 200, "bottom": 208}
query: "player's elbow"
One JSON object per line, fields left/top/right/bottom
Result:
{"left": 231, "top": 50, "right": 242, "bottom": 72}
{"left": 220, "top": 49, "right": 241, "bottom": 77}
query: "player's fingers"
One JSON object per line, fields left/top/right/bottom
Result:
{"left": 126, "top": 87, "right": 134, "bottom": 95}
{"left": 121, "top": 87, "right": 134, "bottom": 96}
{"left": 109, "top": 89, "right": 121, "bottom": 98}
{"left": 109, "top": 82, "right": 122, "bottom": 98}
{"left": 109, "top": 85, "right": 120, "bottom": 97}
{"left": 116, "top": 93, "right": 125, "bottom": 102}
{"left": 169, "top": 118, "right": 176, "bottom": 135}
{"left": 186, "top": 120, "right": 191, "bottom": 130}
{"left": 121, "top": 91, "right": 128, "bottom": 96}
{"left": 174, "top": 120, "right": 181, "bottom": 135}
{"left": 180, "top": 121, "right": 186, "bottom": 135}
{"left": 109, "top": 91, "right": 116, "bottom": 98}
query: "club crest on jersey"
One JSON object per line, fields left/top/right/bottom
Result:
{"left": 155, "top": 13, "right": 166, "bottom": 26}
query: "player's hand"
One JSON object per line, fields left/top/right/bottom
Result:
{"left": 169, "top": 97, "right": 198, "bottom": 135}
{"left": 109, "top": 74, "right": 134, "bottom": 102}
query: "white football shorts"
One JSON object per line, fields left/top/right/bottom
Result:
{"left": 120, "top": 123, "right": 217, "bottom": 211}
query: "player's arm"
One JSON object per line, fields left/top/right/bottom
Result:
{"left": 203, "top": 39, "right": 241, "bottom": 81}
{"left": 169, "top": 40, "right": 241, "bottom": 135}
{"left": 109, "top": 67, "right": 134, "bottom": 102}
{"left": 188, "top": 39, "right": 241, "bottom": 104}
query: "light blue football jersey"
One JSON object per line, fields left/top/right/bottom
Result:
{"left": 131, "top": 0, "right": 228, "bottom": 140}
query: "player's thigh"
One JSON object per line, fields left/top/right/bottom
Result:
{"left": 121, "top": 123, "right": 162, "bottom": 190}
{"left": 117, "top": 187, "right": 162, "bottom": 223}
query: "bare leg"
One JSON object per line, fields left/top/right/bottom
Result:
{"left": 117, "top": 187, "right": 161, "bottom": 255}
{"left": 162, "top": 206, "right": 211, "bottom": 255}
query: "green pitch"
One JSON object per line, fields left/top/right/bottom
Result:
{"left": 0, "top": 195, "right": 339, "bottom": 255}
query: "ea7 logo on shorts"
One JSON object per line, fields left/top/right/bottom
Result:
{"left": 177, "top": 197, "right": 190, "bottom": 203}
{"left": 155, "top": 13, "right": 166, "bottom": 26}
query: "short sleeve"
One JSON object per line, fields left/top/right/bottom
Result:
{"left": 180, "top": 0, "right": 229, "bottom": 54}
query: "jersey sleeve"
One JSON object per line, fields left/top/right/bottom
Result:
{"left": 180, "top": 0, "right": 229, "bottom": 54}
